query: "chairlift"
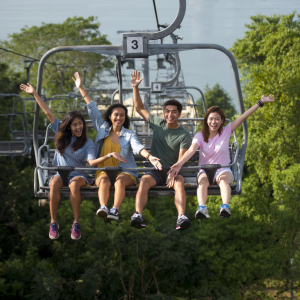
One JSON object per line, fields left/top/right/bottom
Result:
{"left": 33, "top": 0, "right": 247, "bottom": 200}
{"left": 0, "top": 94, "right": 31, "bottom": 158}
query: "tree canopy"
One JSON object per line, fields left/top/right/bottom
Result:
{"left": 1, "top": 12, "right": 300, "bottom": 299}
{"left": 0, "top": 16, "right": 114, "bottom": 96}
{"left": 198, "top": 83, "right": 237, "bottom": 119}
{"left": 229, "top": 11, "right": 300, "bottom": 296}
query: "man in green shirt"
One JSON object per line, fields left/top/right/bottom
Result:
{"left": 130, "top": 70, "right": 192, "bottom": 231}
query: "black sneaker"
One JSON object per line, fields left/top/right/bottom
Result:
{"left": 107, "top": 207, "right": 119, "bottom": 220}
{"left": 96, "top": 205, "right": 109, "bottom": 218}
{"left": 176, "top": 214, "right": 191, "bottom": 231}
{"left": 130, "top": 212, "right": 146, "bottom": 229}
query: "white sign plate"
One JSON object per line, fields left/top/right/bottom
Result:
{"left": 152, "top": 83, "right": 162, "bottom": 92}
{"left": 127, "top": 37, "right": 143, "bottom": 54}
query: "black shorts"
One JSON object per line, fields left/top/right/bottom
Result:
{"left": 145, "top": 170, "right": 184, "bottom": 186}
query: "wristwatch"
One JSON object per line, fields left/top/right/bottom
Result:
{"left": 257, "top": 99, "right": 264, "bottom": 107}
{"left": 108, "top": 153, "right": 112, "bottom": 158}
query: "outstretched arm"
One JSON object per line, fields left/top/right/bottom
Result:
{"left": 20, "top": 83, "right": 56, "bottom": 124}
{"left": 131, "top": 70, "right": 149, "bottom": 122}
{"left": 140, "top": 148, "right": 162, "bottom": 170}
{"left": 168, "top": 143, "right": 200, "bottom": 178}
{"left": 231, "top": 94, "right": 275, "bottom": 132}
{"left": 72, "top": 72, "right": 92, "bottom": 105}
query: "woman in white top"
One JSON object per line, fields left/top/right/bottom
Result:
{"left": 168, "top": 94, "right": 275, "bottom": 219}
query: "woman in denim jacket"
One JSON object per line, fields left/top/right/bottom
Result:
{"left": 73, "top": 72, "right": 162, "bottom": 220}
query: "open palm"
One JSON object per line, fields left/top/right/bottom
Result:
{"left": 261, "top": 94, "right": 275, "bottom": 103}
{"left": 20, "top": 83, "right": 35, "bottom": 94}
{"left": 72, "top": 72, "right": 82, "bottom": 89}
{"left": 131, "top": 70, "right": 144, "bottom": 87}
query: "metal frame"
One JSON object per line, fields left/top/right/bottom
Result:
{"left": 34, "top": 45, "right": 247, "bottom": 191}
{"left": 33, "top": 0, "right": 247, "bottom": 195}
{"left": 34, "top": 118, "right": 240, "bottom": 197}
{"left": 0, "top": 94, "right": 32, "bottom": 157}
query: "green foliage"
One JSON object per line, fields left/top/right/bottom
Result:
{"left": 228, "top": 11, "right": 300, "bottom": 295}
{"left": 2, "top": 12, "right": 300, "bottom": 299}
{"left": 1, "top": 16, "right": 114, "bottom": 96}
{"left": 230, "top": 11, "right": 300, "bottom": 181}
{"left": 0, "top": 63, "right": 22, "bottom": 95}
{"left": 198, "top": 83, "right": 237, "bottom": 119}
{"left": 0, "top": 63, "right": 25, "bottom": 141}
{"left": 2, "top": 193, "right": 294, "bottom": 299}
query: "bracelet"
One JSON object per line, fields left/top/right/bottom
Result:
{"left": 257, "top": 100, "right": 264, "bottom": 107}
{"left": 82, "top": 93, "right": 88, "bottom": 99}
{"left": 146, "top": 154, "right": 152, "bottom": 161}
{"left": 107, "top": 153, "right": 112, "bottom": 158}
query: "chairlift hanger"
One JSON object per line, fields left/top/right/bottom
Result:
{"left": 33, "top": 0, "right": 247, "bottom": 198}
{"left": 0, "top": 94, "right": 31, "bottom": 157}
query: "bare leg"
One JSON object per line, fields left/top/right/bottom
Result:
{"left": 197, "top": 173, "right": 210, "bottom": 206}
{"left": 96, "top": 174, "right": 111, "bottom": 206}
{"left": 216, "top": 171, "right": 233, "bottom": 205}
{"left": 49, "top": 175, "right": 63, "bottom": 223}
{"left": 135, "top": 175, "right": 156, "bottom": 214}
{"left": 173, "top": 175, "right": 186, "bottom": 216}
{"left": 113, "top": 173, "right": 135, "bottom": 209}
{"left": 69, "top": 177, "right": 86, "bottom": 223}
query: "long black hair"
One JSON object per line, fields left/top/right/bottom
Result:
{"left": 104, "top": 103, "right": 130, "bottom": 129}
{"left": 55, "top": 110, "right": 87, "bottom": 155}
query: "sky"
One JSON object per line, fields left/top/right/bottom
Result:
{"left": 0, "top": 0, "right": 299, "bottom": 109}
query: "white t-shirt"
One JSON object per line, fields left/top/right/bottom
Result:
{"left": 192, "top": 124, "right": 232, "bottom": 173}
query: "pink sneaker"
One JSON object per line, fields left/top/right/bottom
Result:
{"left": 71, "top": 222, "right": 81, "bottom": 240}
{"left": 49, "top": 222, "right": 59, "bottom": 239}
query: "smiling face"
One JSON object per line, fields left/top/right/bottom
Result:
{"left": 163, "top": 105, "right": 181, "bottom": 125}
{"left": 70, "top": 117, "right": 84, "bottom": 137}
{"left": 109, "top": 107, "right": 126, "bottom": 128}
{"left": 207, "top": 112, "right": 223, "bottom": 134}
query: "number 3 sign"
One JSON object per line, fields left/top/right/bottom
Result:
{"left": 127, "top": 37, "right": 143, "bottom": 54}
{"left": 123, "top": 34, "right": 148, "bottom": 58}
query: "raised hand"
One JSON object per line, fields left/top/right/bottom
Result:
{"left": 131, "top": 70, "right": 144, "bottom": 87}
{"left": 72, "top": 72, "right": 82, "bottom": 89}
{"left": 20, "top": 83, "right": 36, "bottom": 94}
{"left": 261, "top": 94, "right": 275, "bottom": 103}
{"left": 111, "top": 152, "right": 127, "bottom": 163}
{"left": 149, "top": 155, "right": 162, "bottom": 170}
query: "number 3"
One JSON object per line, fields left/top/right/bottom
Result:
{"left": 132, "top": 40, "right": 138, "bottom": 50}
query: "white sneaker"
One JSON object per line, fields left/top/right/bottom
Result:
{"left": 195, "top": 205, "right": 210, "bottom": 219}
{"left": 96, "top": 205, "right": 109, "bottom": 218}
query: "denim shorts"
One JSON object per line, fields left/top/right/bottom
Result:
{"left": 49, "top": 173, "right": 90, "bottom": 185}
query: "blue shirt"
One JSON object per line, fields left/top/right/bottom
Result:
{"left": 50, "top": 118, "right": 96, "bottom": 182}
{"left": 87, "top": 100, "right": 144, "bottom": 178}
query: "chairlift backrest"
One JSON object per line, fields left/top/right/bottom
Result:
{"left": 0, "top": 94, "right": 31, "bottom": 157}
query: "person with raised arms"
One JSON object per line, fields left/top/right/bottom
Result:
{"left": 129, "top": 70, "right": 192, "bottom": 231}
{"left": 72, "top": 72, "right": 162, "bottom": 221}
{"left": 20, "top": 83, "right": 117, "bottom": 240}
{"left": 168, "top": 94, "right": 275, "bottom": 219}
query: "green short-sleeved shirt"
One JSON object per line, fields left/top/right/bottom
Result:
{"left": 149, "top": 114, "right": 192, "bottom": 166}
